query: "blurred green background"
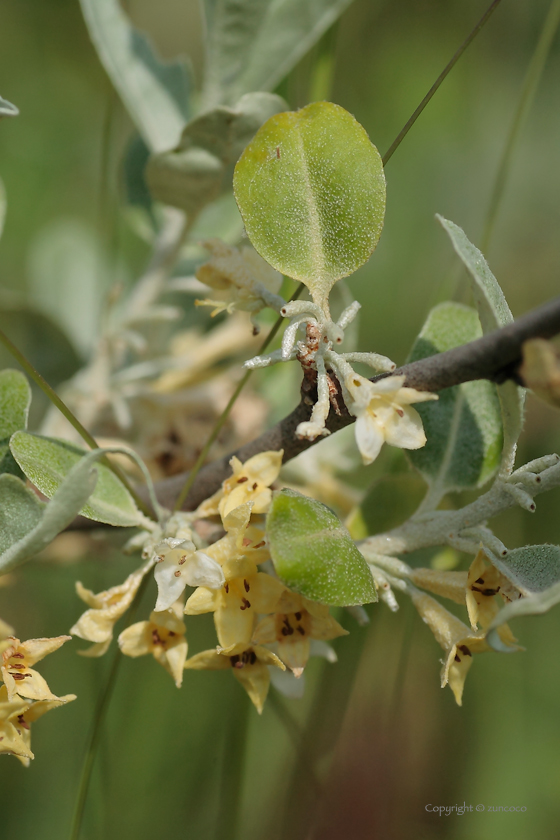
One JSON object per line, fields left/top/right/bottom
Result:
{"left": 1, "top": 0, "right": 560, "bottom": 838}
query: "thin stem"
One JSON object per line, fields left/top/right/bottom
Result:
{"left": 382, "top": 0, "right": 504, "bottom": 166}
{"left": 481, "top": 0, "right": 560, "bottom": 252}
{"left": 172, "top": 283, "right": 304, "bottom": 512}
{"left": 214, "top": 685, "right": 251, "bottom": 840}
{"left": 68, "top": 573, "right": 150, "bottom": 840}
{"left": 0, "top": 327, "right": 154, "bottom": 519}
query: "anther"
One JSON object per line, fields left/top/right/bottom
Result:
{"left": 294, "top": 612, "right": 302, "bottom": 620}
{"left": 237, "top": 476, "right": 248, "bottom": 484}
{"left": 244, "top": 579, "right": 250, "bottom": 592}
{"left": 252, "top": 482, "right": 258, "bottom": 490}
{"left": 240, "top": 598, "right": 251, "bottom": 610}
{"left": 174, "top": 570, "right": 181, "bottom": 577}
{"left": 458, "top": 644, "right": 472, "bottom": 657}
{"left": 178, "top": 555, "right": 187, "bottom": 565}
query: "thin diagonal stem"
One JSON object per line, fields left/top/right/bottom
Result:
{"left": 382, "top": 0, "right": 504, "bottom": 166}
{"left": 172, "top": 283, "right": 304, "bottom": 512}
{"left": 481, "top": 0, "right": 560, "bottom": 252}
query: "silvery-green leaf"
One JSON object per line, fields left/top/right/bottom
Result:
{"left": 234, "top": 101, "right": 385, "bottom": 310}
{"left": 27, "top": 220, "right": 110, "bottom": 358}
{"left": 0, "top": 464, "right": 97, "bottom": 574}
{"left": 267, "top": 488, "right": 377, "bottom": 606}
{"left": 0, "top": 96, "right": 18, "bottom": 118}
{"left": 202, "top": 0, "right": 355, "bottom": 107}
{"left": 436, "top": 215, "right": 524, "bottom": 474}
{"left": 0, "top": 369, "right": 31, "bottom": 476}
{"left": 407, "top": 302, "right": 502, "bottom": 499}
{"left": 79, "top": 0, "right": 191, "bottom": 153}
{"left": 146, "top": 92, "right": 286, "bottom": 216}
{"left": 10, "top": 432, "right": 144, "bottom": 527}
{"left": 487, "top": 545, "right": 560, "bottom": 651}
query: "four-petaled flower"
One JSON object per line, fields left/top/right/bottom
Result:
{"left": 196, "top": 451, "right": 283, "bottom": 520}
{"left": 118, "top": 601, "right": 188, "bottom": 687}
{"left": 0, "top": 686, "right": 76, "bottom": 766}
{"left": 153, "top": 537, "right": 224, "bottom": 612}
{"left": 184, "top": 645, "right": 285, "bottom": 714}
{"left": 70, "top": 557, "right": 154, "bottom": 656}
{"left": 466, "top": 548, "right": 521, "bottom": 630}
{"left": 1, "top": 635, "right": 72, "bottom": 702}
{"left": 343, "top": 373, "right": 437, "bottom": 465}
{"left": 252, "top": 590, "right": 348, "bottom": 677}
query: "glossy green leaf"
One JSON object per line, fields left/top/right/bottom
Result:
{"left": 0, "top": 369, "right": 31, "bottom": 476}
{"left": 0, "top": 463, "right": 98, "bottom": 574}
{"left": 202, "top": 0, "right": 356, "bottom": 107}
{"left": 79, "top": 0, "right": 191, "bottom": 153}
{"left": 146, "top": 92, "right": 286, "bottom": 216}
{"left": 10, "top": 432, "right": 144, "bottom": 527}
{"left": 437, "top": 215, "right": 525, "bottom": 474}
{"left": 267, "top": 488, "right": 377, "bottom": 606}
{"left": 0, "top": 96, "right": 18, "bottom": 118}
{"left": 234, "top": 101, "right": 386, "bottom": 309}
{"left": 407, "top": 303, "right": 503, "bottom": 498}
{"left": 487, "top": 545, "right": 560, "bottom": 651}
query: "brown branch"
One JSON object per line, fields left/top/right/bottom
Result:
{"left": 146, "top": 294, "right": 560, "bottom": 511}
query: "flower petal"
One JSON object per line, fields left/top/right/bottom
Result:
{"left": 354, "top": 413, "right": 384, "bottom": 465}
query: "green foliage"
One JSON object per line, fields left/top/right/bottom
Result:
{"left": 0, "top": 369, "right": 31, "bottom": 476}
{"left": 267, "top": 487, "right": 377, "bottom": 606}
{"left": 0, "top": 96, "right": 18, "bottom": 117}
{"left": 407, "top": 302, "right": 503, "bottom": 497}
{"left": 437, "top": 215, "right": 525, "bottom": 473}
{"left": 0, "top": 465, "right": 98, "bottom": 574}
{"left": 359, "top": 473, "right": 427, "bottom": 535}
{"left": 202, "top": 0, "right": 356, "bottom": 107}
{"left": 487, "top": 545, "right": 560, "bottom": 651}
{"left": 146, "top": 92, "right": 287, "bottom": 216}
{"left": 234, "top": 101, "right": 385, "bottom": 309}
{"left": 9, "top": 432, "right": 145, "bottom": 527}
{"left": 79, "top": 0, "right": 191, "bottom": 153}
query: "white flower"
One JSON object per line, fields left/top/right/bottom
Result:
{"left": 343, "top": 373, "right": 437, "bottom": 465}
{"left": 153, "top": 538, "right": 224, "bottom": 612}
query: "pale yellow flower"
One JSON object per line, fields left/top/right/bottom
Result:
{"left": 118, "top": 601, "right": 188, "bottom": 688}
{"left": 0, "top": 688, "right": 76, "bottom": 767}
{"left": 1, "top": 635, "right": 72, "bottom": 702}
{"left": 466, "top": 548, "right": 520, "bottom": 630}
{"left": 184, "top": 645, "right": 285, "bottom": 713}
{"left": 409, "top": 568, "right": 469, "bottom": 605}
{"left": 194, "top": 239, "right": 284, "bottom": 318}
{"left": 410, "top": 588, "right": 518, "bottom": 706}
{"left": 196, "top": 451, "right": 283, "bottom": 520}
{"left": 252, "top": 591, "right": 348, "bottom": 677}
{"left": 70, "top": 557, "right": 154, "bottom": 656}
{"left": 153, "top": 536, "right": 224, "bottom": 612}
{"left": 344, "top": 373, "right": 437, "bottom": 465}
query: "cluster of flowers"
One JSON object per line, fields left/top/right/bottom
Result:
{"left": 70, "top": 451, "right": 348, "bottom": 713}
{"left": 0, "top": 619, "right": 75, "bottom": 765}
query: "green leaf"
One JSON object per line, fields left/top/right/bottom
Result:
{"left": 0, "top": 369, "right": 31, "bottom": 476}
{"left": 233, "top": 101, "right": 386, "bottom": 310}
{"left": 486, "top": 545, "right": 560, "bottom": 651}
{"left": 79, "top": 0, "right": 191, "bottom": 153}
{"left": 9, "top": 432, "right": 144, "bottom": 527}
{"left": 436, "top": 215, "right": 525, "bottom": 473}
{"left": 146, "top": 92, "right": 286, "bottom": 216}
{"left": 407, "top": 303, "right": 503, "bottom": 499}
{"left": 0, "top": 463, "right": 98, "bottom": 574}
{"left": 0, "top": 96, "right": 18, "bottom": 118}
{"left": 202, "top": 0, "right": 355, "bottom": 107}
{"left": 267, "top": 488, "right": 377, "bottom": 606}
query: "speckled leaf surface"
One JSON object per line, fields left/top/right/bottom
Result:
{"left": 233, "top": 101, "right": 385, "bottom": 309}
{"left": 407, "top": 302, "right": 502, "bottom": 495}
{"left": 437, "top": 216, "right": 524, "bottom": 474}
{"left": 10, "top": 432, "right": 143, "bottom": 527}
{"left": 267, "top": 488, "right": 377, "bottom": 606}
{"left": 0, "top": 369, "right": 31, "bottom": 476}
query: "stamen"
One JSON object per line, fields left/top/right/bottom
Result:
{"left": 240, "top": 598, "right": 251, "bottom": 610}
{"left": 396, "top": 408, "right": 404, "bottom": 418}
{"left": 224, "top": 583, "right": 229, "bottom": 593}
{"left": 253, "top": 541, "right": 265, "bottom": 549}
{"left": 9, "top": 663, "right": 25, "bottom": 670}
{"left": 11, "top": 673, "right": 29, "bottom": 681}
{"left": 10, "top": 652, "right": 24, "bottom": 659}
{"left": 178, "top": 555, "right": 187, "bottom": 565}
{"left": 296, "top": 625, "right": 305, "bottom": 635}
{"left": 237, "top": 476, "right": 248, "bottom": 484}
{"left": 252, "top": 483, "right": 258, "bottom": 490}
{"left": 294, "top": 612, "right": 302, "bottom": 620}
{"left": 457, "top": 644, "right": 472, "bottom": 657}
{"left": 174, "top": 570, "right": 182, "bottom": 577}
{"left": 243, "top": 579, "right": 250, "bottom": 592}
